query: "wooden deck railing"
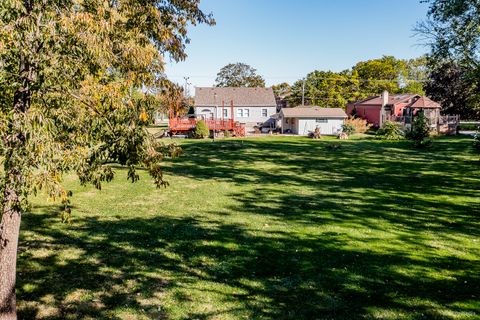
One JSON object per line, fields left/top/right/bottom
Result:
{"left": 385, "top": 114, "right": 460, "bottom": 134}
{"left": 169, "top": 117, "right": 245, "bottom": 136}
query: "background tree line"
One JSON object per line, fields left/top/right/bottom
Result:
{"left": 272, "top": 56, "right": 428, "bottom": 109}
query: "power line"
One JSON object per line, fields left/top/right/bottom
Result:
{"left": 167, "top": 74, "right": 427, "bottom": 83}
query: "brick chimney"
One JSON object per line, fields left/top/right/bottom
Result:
{"left": 381, "top": 91, "right": 389, "bottom": 107}
{"left": 380, "top": 91, "right": 389, "bottom": 127}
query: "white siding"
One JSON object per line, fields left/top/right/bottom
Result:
{"left": 195, "top": 106, "right": 276, "bottom": 124}
{"left": 293, "top": 118, "right": 344, "bottom": 135}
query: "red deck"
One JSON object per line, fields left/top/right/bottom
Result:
{"left": 169, "top": 118, "right": 245, "bottom": 137}
{"left": 169, "top": 100, "right": 245, "bottom": 137}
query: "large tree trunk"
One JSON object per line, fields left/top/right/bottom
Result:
{"left": 0, "top": 187, "right": 22, "bottom": 320}
{"left": 1, "top": 2, "right": 35, "bottom": 318}
{"left": 0, "top": 82, "right": 31, "bottom": 320}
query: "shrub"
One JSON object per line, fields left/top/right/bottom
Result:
{"left": 408, "top": 112, "right": 432, "bottom": 148}
{"left": 474, "top": 130, "right": 480, "bottom": 150}
{"left": 458, "top": 123, "right": 480, "bottom": 131}
{"left": 223, "top": 130, "right": 231, "bottom": 138}
{"left": 341, "top": 123, "right": 355, "bottom": 136}
{"left": 376, "top": 121, "right": 404, "bottom": 140}
{"left": 194, "top": 120, "right": 210, "bottom": 138}
{"left": 344, "top": 117, "right": 371, "bottom": 134}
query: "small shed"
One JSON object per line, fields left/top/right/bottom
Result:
{"left": 280, "top": 107, "right": 347, "bottom": 135}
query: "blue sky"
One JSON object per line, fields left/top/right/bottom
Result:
{"left": 165, "top": 0, "right": 431, "bottom": 90}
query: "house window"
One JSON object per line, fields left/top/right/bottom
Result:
{"left": 262, "top": 108, "right": 268, "bottom": 117}
{"left": 316, "top": 118, "right": 328, "bottom": 123}
{"left": 244, "top": 108, "right": 250, "bottom": 117}
{"left": 223, "top": 109, "right": 228, "bottom": 118}
{"left": 237, "top": 109, "right": 243, "bottom": 117}
{"left": 285, "top": 118, "right": 289, "bottom": 124}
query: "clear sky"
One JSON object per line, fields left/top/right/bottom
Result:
{"left": 164, "top": 0, "right": 431, "bottom": 91}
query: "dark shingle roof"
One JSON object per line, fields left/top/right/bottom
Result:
{"left": 410, "top": 96, "right": 441, "bottom": 109}
{"left": 281, "top": 107, "right": 347, "bottom": 118}
{"left": 352, "top": 94, "right": 417, "bottom": 106}
{"left": 195, "top": 87, "right": 277, "bottom": 107}
{"left": 350, "top": 94, "right": 441, "bottom": 109}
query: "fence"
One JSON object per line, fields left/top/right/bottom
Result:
{"left": 385, "top": 115, "right": 460, "bottom": 134}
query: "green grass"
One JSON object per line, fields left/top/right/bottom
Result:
{"left": 18, "top": 136, "right": 480, "bottom": 319}
{"left": 458, "top": 123, "right": 479, "bottom": 131}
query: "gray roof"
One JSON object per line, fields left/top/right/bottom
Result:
{"left": 195, "top": 87, "right": 277, "bottom": 107}
{"left": 281, "top": 107, "right": 347, "bottom": 118}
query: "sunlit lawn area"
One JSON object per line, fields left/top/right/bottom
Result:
{"left": 18, "top": 136, "right": 480, "bottom": 319}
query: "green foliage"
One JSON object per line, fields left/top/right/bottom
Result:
{"left": 408, "top": 112, "right": 432, "bottom": 148}
{"left": 272, "top": 82, "right": 292, "bottom": 107}
{"left": 425, "top": 59, "right": 480, "bottom": 119}
{"left": 417, "top": 0, "right": 480, "bottom": 119}
{"left": 342, "top": 124, "right": 355, "bottom": 136}
{"left": 353, "top": 56, "right": 406, "bottom": 94}
{"left": 194, "top": 120, "right": 210, "bottom": 139}
{"left": 377, "top": 121, "right": 405, "bottom": 140}
{"left": 474, "top": 131, "right": 480, "bottom": 150}
{"left": 215, "top": 63, "right": 265, "bottom": 87}
{"left": 0, "top": 0, "right": 213, "bottom": 211}
{"left": 289, "top": 70, "right": 362, "bottom": 108}
{"left": 284, "top": 56, "right": 426, "bottom": 108}
{"left": 272, "top": 82, "right": 291, "bottom": 98}
{"left": 399, "top": 56, "right": 428, "bottom": 95}
{"left": 353, "top": 56, "right": 426, "bottom": 96}
{"left": 223, "top": 130, "right": 231, "bottom": 138}
{"left": 420, "top": 0, "right": 479, "bottom": 68}
{"left": 458, "top": 123, "right": 480, "bottom": 131}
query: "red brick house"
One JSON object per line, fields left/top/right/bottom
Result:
{"left": 346, "top": 91, "right": 442, "bottom": 127}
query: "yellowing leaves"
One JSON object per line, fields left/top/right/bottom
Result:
{"left": 139, "top": 108, "right": 149, "bottom": 123}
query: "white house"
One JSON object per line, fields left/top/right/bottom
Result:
{"left": 194, "top": 87, "right": 278, "bottom": 132}
{"left": 280, "top": 107, "right": 347, "bottom": 135}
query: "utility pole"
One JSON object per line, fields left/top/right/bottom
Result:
{"left": 302, "top": 78, "right": 306, "bottom": 106}
{"left": 183, "top": 76, "right": 190, "bottom": 97}
{"left": 213, "top": 93, "right": 217, "bottom": 142}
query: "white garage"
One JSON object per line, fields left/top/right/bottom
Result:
{"left": 280, "top": 107, "right": 347, "bottom": 135}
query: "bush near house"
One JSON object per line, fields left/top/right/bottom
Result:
{"left": 341, "top": 124, "right": 355, "bottom": 136}
{"left": 344, "top": 117, "right": 371, "bottom": 134}
{"left": 376, "top": 121, "right": 404, "bottom": 140}
{"left": 194, "top": 120, "right": 210, "bottom": 138}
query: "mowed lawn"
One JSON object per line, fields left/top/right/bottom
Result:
{"left": 18, "top": 136, "right": 480, "bottom": 320}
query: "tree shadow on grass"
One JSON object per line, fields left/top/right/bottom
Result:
{"left": 18, "top": 136, "right": 480, "bottom": 319}
{"left": 166, "top": 137, "right": 480, "bottom": 197}
{"left": 18, "top": 208, "right": 479, "bottom": 319}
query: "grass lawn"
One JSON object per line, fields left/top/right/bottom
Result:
{"left": 18, "top": 136, "right": 480, "bottom": 319}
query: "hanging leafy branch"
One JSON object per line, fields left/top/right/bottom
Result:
{"left": 0, "top": 1, "right": 214, "bottom": 318}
